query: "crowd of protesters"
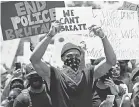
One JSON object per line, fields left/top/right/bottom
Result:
{"left": 1, "top": 21, "right": 139, "bottom": 107}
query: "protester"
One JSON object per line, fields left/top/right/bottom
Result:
{"left": 131, "top": 82, "right": 139, "bottom": 107}
{"left": 120, "top": 82, "right": 139, "bottom": 107}
{"left": 1, "top": 64, "right": 8, "bottom": 90}
{"left": 1, "top": 88, "right": 22, "bottom": 107}
{"left": 92, "top": 67, "right": 126, "bottom": 107}
{"left": 29, "top": 21, "right": 116, "bottom": 107}
{"left": 110, "top": 63, "right": 128, "bottom": 93}
{"left": 111, "top": 60, "right": 132, "bottom": 92}
{"left": 118, "top": 60, "right": 132, "bottom": 73}
{"left": 1, "top": 69, "right": 24, "bottom": 102}
{"left": 118, "top": 67, "right": 139, "bottom": 107}
{"left": 13, "top": 71, "right": 52, "bottom": 107}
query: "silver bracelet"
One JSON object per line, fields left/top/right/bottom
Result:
{"left": 101, "top": 35, "right": 106, "bottom": 39}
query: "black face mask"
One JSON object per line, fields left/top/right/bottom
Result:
{"left": 64, "top": 57, "right": 80, "bottom": 72}
{"left": 29, "top": 77, "right": 43, "bottom": 89}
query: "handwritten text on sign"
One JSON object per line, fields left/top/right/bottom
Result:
{"left": 84, "top": 10, "right": 139, "bottom": 60}
{"left": 54, "top": 8, "right": 139, "bottom": 64}
{"left": 120, "top": 1, "right": 139, "bottom": 23}
{"left": 1, "top": 1, "right": 65, "bottom": 40}
{"left": 56, "top": 7, "right": 93, "bottom": 33}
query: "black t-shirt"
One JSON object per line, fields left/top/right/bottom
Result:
{"left": 92, "top": 79, "right": 124, "bottom": 107}
{"left": 13, "top": 89, "right": 52, "bottom": 107}
{"left": 50, "top": 65, "right": 94, "bottom": 107}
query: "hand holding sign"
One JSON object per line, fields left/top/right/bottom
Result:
{"left": 89, "top": 25, "right": 105, "bottom": 39}
{"left": 49, "top": 20, "right": 63, "bottom": 37}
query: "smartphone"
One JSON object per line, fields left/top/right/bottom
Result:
{"left": 106, "top": 95, "right": 115, "bottom": 103}
{"left": 15, "top": 62, "right": 21, "bottom": 70}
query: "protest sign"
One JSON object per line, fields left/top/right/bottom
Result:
{"left": 120, "top": 1, "right": 138, "bottom": 10}
{"left": 83, "top": 9, "right": 139, "bottom": 60}
{"left": 56, "top": 7, "right": 93, "bottom": 34}
{"left": 120, "top": 1, "right": 139, "bottom": 21}
{"left": 1, "top": 39, "right": 20, "bottom": 68}
{"left": 17, "top": 56, "right": 24, "bottom": 63}
{"left": 23, "top": 42, "right": 32, "bottom": 64}
{"left": 1, "top": 1, "right": 65, "bottom": 40}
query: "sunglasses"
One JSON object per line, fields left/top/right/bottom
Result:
{"left": 8, "top": 96, "right": 16, "bottom": 101}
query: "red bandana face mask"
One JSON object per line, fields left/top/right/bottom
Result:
{"left": 64, "top": 57, "right": 80, "bottom": 72}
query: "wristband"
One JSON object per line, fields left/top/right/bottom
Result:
{"left": 100, "top": 35, "right": 106, "bottom": 39}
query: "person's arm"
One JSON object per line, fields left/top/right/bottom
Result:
{"left": 1, "top": 75, "right": 13, "bottom": 101}
{"left": 89, "top": 25, "right": 116, "bottom": 80}
{"left": 104, "top": 78, "right": 127, "bottom": 107}
{"left": 1, "top": 69, "right": 22, "bottom": 101}
{"left": 30, "top": 21, "right": 61, "bottom": 81}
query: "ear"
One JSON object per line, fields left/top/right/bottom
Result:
{"left": 61, "top": 56, "right": 65, "bottom": 62}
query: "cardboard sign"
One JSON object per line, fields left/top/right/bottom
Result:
{"left": 83, "top": 9, "right": 139, "bottom": 60}
{"left": 1, "top": 1, "right": 65, "bottom": 40}
{"left": 120, "top": 1, "right": 139, "bottom": 21}
{"left": 56, "top": 7, "right": 93, "bottom": 34}
{"left": 121, "top": 1, "right": 138, "bottom": 10}
{"left": 1, "top": 39, "right": 20, "bottom": 68}
{"left": 23, "top": 42, "right": 32, "bottom": 64}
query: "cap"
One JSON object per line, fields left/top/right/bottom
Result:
{"left": 61, "top": 43, "right": 81, "bottom": 58}
{"left": 11, "top": 78, "right": 23, "bottom": 85}
{"left": 25, "top": 71, "right": 38, "bottom": 79}
{"left": 10, "top": 78, "right": 24, "bottom": 90}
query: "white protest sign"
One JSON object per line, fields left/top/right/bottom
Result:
{"left": 120, "top": 1, "right": 139, "bottom": 21}
{"left": 23, "top": 42, "right": 32, "bottom": 64}
{"left": 83, "top": 9, "right": 139, "bottom": 60}
{"left": 1, "top": 39, "right": 20, "bottom": 68}
{"left": 17, "top": 56, "right": 24, "bottom": 63}
{"left": 56, "top": 7, "right": 93, "bottom": 34}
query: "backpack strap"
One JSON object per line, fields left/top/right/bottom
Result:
{"left": 22, "top": 89, "right": 32, "bottom": 107}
